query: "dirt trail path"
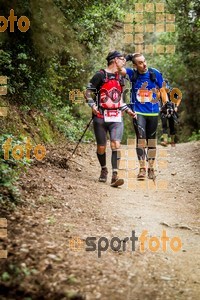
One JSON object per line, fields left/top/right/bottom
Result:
{"left": 0, "top": 141, "right": 199, "bottom": 300}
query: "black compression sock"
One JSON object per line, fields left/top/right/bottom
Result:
{"left": 111, "top": 149, "right": 120, "bottom": 171}
{"left": 97, "top": 152, "right": 106, "bottom": 168}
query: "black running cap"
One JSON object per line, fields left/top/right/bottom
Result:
{"left": 106, "top": 51, "right": 124, "bottom": 62}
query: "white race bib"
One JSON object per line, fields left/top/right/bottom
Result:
{"left": 104, "top": 110, "right": 122, "bottom": 122}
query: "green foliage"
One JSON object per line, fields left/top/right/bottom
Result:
{"left": 146, "top": 0, "right": 200, "bottom": 140}
{"left": 73, "top": 2, "right": 124, "bottom": 47}
{"left": 188, "top": 130, "right": 200, "bottom": 141}
{"left": 167, "top": 0, "right": 199, "bottom": 132}
{"left": 0, "top": 50, "right": 13, "bottom": 73}
{"left": 1, "top": 263, "right": 38, "bottom": 283}
{"left": 46, "top": 106, "right": 94, "bottom": 142}
{"left": 1, "top": 272, "right": 10, "bottom": 281}
{"left": 0, "top": 134, "right": 31, "bottom": 204}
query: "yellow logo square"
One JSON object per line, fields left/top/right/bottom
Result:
{"left": 124, "top": 24, "right": 133, "bottom": 33}
{"left": 145, "top": 45, "right": 154, "bottom": 54}
{"left": 124, "top": 34, "right": 133, "bottom": 44}
{"left": 135, "top": 3, "right": 143, "bottom": 12}
{"left": 145, "top": 24, "right": 154, "bottom": 32}
{"left": 124, "top": 13, "right": 134, "bottom": 23}
{"left": 156, "top": 3, "right": 165, "bottom": 12}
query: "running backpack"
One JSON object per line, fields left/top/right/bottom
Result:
{"left": 131, "top": 68, "right": 157, "bottom": 85}
{"left": 98, "top": 69, "right": 124, "bottom": 110}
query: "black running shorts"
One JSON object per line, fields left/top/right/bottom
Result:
{"left": 93, "top": 116, "right": 124, "bottom": 146}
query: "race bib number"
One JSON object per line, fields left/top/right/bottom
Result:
{"left": 104, "top": 110, "right": 122, "bottom": 122}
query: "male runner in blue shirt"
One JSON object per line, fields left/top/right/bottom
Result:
{"left": 117, "top": 53, "right": 166, "bottom": 180}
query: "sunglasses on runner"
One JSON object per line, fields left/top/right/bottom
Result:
{"left": 117, "top": 57, "right": 126, "bottom": 61}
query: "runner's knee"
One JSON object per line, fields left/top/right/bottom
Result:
{"left": 110, "top": 140, "right": 120, "bottom": 150}
{"left": 97, "top": 145, "right": 106, "bottom": 154}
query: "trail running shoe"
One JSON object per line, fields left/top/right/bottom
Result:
{"left": 110, "top": 173, "right": 124, "bottom": 187}
{"left": 137, "top": 168, "right": 146, "bottom": 180}
{"left": 148, "top": 168, "right": 156, "bottom": 180}
{"left": 99, "top": 167, "right": 108, "bottom": 182}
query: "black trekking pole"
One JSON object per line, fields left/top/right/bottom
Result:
{"left": 67, "top": 115, "right": 94, "bottom": 162}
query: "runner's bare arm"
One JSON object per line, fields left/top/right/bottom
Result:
{"left": 126, "top": 109, "right": 137, "bottom": 118}
{"left": 117, "top": 66, "right": 127, "bottom": 76}
{"left": 85, "top": 89, "right": 100, "bottom": 115}
{"left": 118, "top": 68, "right": 126, "bottom": 76}
{"left": 120, "top": 100, "right": 136, "bottom": 118}
{"left": 115, "top": 59, "right": 127, "bottom": 76}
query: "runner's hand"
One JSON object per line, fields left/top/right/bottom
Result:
{"left": 92, "top": 105, "right": 100, "bottom": 115}
{"left": 115, "top": 57, "right": 126, "bottom": 69}
{"left": 127, "top": 109, "right": 137, "bottom": 118}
